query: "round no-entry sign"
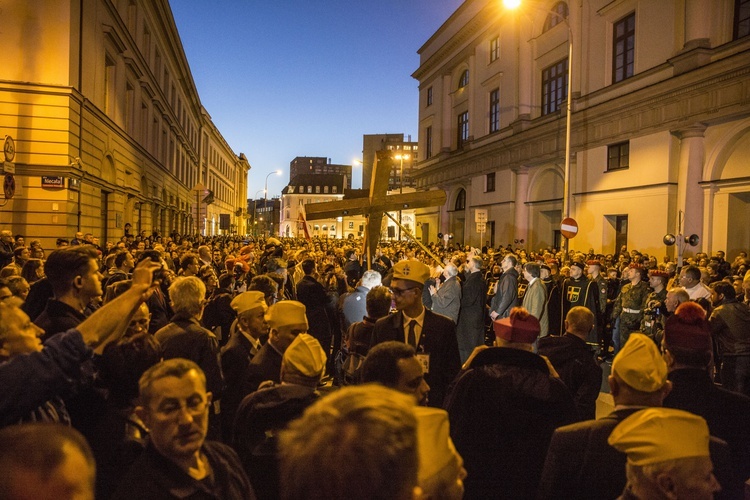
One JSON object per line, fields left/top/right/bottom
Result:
{"left": 560, "top": 217, "right": 578, "bottom": 239}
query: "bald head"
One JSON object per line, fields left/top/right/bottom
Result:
{"left": 565, "top": 306, "right": 594, "bottom": 339}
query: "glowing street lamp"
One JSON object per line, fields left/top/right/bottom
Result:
{"left": 504, "top": 0, "right": 573, "bottom": 254}
{"left": 263, "top": 170, "right": 282, "bottom": 237}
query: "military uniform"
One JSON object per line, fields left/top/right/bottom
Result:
{"left": 640, "top": 288, "right": 668, "bottom": 342}
{"left": 612, "top": 280, "right": 650, "bottom": 348}
{"left": 591, "top": 273, "right": 608, "bottom": 350}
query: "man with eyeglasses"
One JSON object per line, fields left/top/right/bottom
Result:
{"left": 112, "top": 359, "right": 255, "bottom": 499}
{"left": 371, "top": 260, "right": 461, "bottom": 408}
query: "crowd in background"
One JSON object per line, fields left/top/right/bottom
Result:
{"left": 0, "top": 227, "right": 748, "bottom": 499}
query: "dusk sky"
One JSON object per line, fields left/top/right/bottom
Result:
{"left": 170, "top": 0, "right": 463, "bottom": 199}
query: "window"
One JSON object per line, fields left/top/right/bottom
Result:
{"left": 458, "top": 70, "right": 469, "bottom": 89}
{"left": 426, "top": 86, "right": 433, "bottom": 106}
{"left": 324, "top": 186, "right": 329, "bottom": 193}
{"left": 307, "top": 186, "right": 312, "bottom": 193}
{"left": 486, "top": 173, "right": 496, "bottom": 193}
{"left": 489, "top": 88, "right": 500, "bottom": 133}
{"left": 454, "top": 189, "right": 466, "bottom": 211}
{"left": 544, "top": 2, "right": 569, "bottom": 32}
{"left": 104, "top": 54, "right": 116, "bottom": 116}
{"left": 541, "top": 58, "right": 568, "bottom": 115}
{"left": 607, "top": 141, "right": 630, "bottom": 171}
{"left": 332, "top": 186, "right": 338, "bottom": 193}
{"left": 613, "top": 13, "right": 635, "bottom": 83}
{"left": 315, "top": 186, "right": 320, "bottom": 193}
{"left": 734, "top": 0, "right": 750, "bottom": 39}
{"left": 490, "top": 36, "right": 500, "bottom": 62}
{"left": 425, "top": 126, "right": 433, "bottom": 160}
{"left": 457, "top": 112, "right": 469, "bottom": 149}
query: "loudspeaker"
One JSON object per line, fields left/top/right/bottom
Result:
{"left": 685, "top": 234, "right": 700, "bottom": 246}
{"left": 663, "top": 234, "right": 676, "bottom": 246}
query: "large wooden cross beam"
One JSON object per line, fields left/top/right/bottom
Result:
{"left": 304, "top": 155, "right": 446, "bottom": 266}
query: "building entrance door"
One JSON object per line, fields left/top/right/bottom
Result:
{"left": 616, "top": 215, "right": 628, "bottom": 253}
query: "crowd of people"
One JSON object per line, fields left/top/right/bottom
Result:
{"left": 0, "top": 227, "right": 749, "bottom": 499}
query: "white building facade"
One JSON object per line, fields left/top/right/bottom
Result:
{"left": 413, "top": 0, "right": 750, "bottom": 259}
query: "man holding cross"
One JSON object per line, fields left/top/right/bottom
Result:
{"left": 370, "top": 260, "right": 461, "bottom": 408}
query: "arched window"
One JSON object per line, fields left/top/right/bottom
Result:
{"left": 454, "top": 189, "right": 466, "bottom": 211}
{"left": 543, "top": 2, "right": 569, "bottom": 32}
{"left": 458, "top": 69, "right": 469, "bottom": 89}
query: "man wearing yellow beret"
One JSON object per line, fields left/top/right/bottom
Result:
{"left": 608, "top": 408, "right": 720, "bottom": 499}
{"left": 370, "top": 259, "right": 461, "bottom": 409}
{"left": 220, "top": 291, "right": 269, "bottom": 439}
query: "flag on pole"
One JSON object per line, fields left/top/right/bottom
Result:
{"left": 298, "top": 207, "right": 312, "bottom": 242}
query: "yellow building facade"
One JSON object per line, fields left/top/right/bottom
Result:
{"left": 0, "top": 0, "right": 249, "bottom": 249}
{"left": 413, "top": 0, "right": 750, "bottom": 259}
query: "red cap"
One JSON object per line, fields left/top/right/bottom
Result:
{"left": 649, "top": 270, "right": 670, "bottom": 278}
{"left": 629, "top": 263, "right": 643, "bottom": 269}
{"left": 664, "top": 302, "right": 711, "bottom": 351}
{"left": 494, "top": 307, "right": 540, "bottom": 344}
{"left": 586, "top": 259, "right": 602, "bottom": 267}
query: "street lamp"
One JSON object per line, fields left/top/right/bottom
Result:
{"left": 264, "top": 170, "right": 282, "bottom": 237}
{"left": 394, "top": 154, "right": 410, "bottom": 240}
{"left": 253, "top": 189, "right": 265, "bottom": 238}
{"left": 504, "top": 0, "right": 573, "bottom": 257}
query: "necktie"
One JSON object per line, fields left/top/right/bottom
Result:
{"left": 407, "top": 319, "right": 417, "bottom": 348}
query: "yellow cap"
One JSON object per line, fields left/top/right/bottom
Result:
{"left": 265, "top": 300, "right": 308, "bottom": 330}
{"left": 392, "top": 260, "right": 430, "bottom": 286}
{"left": 608, "top": 408, "right": 710, "bottom": 465}
{"left": 230, "top": 291, "right": 268, "bottom": 316}
{"left": 414, "top": 406, "right": 464, "bottom": 496}
{"left": 611, "top": 333, "right": 667, "bottom": 392}
{"left": 282, "top": 333, "right": 326, "bottom": 379}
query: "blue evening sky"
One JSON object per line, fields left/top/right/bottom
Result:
{"left": 170, "top": 0, "right": 463, "bottom": 199}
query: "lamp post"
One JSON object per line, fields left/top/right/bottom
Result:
{"left": 504, "top": 0, "right": 573, "bottom": 257}
{"left": 263, "top": 170, "right": 282, "bottom": 238}
{"left": 253, "top": 189, "right": 264, "bottom": 238}
{"left": 394, "top": 154, "right": 410, "bottom": 240}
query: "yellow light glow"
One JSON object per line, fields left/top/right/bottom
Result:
{"left": 503, "top": 0, "right": 521, "bottom": 9}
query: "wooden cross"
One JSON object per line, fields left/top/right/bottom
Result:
{"left": 304, "top": 155, "right": 446, "bottom": 266}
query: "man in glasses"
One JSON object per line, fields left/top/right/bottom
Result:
{"left": 371, "top": 260, "right": 460, "bottom": 408}
{"left": 112, "top": 359, "right": 254, "bottom": 499}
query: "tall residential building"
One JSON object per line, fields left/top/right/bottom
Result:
{"left": 361, "top": 134, "right": 418, "bottom": 190}
{"left": 0, "top": 0, "right": 249, "bottom": 247}
{"left": 413, "top": 0, "right": 750, "bottom": 258}
{"left": 289, "top": 156, "right": 352, "bottom": 190}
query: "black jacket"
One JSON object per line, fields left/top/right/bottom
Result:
{"left": 537, "top": 333, "right": 601, "bottom": 421}
{"left": 371, "top": 309, "right": 461, "bottom": 409}
{"left": 664, "top": 368, "right": 750, "bottom": 484}
{"left": 444, "top": 347, "right": 577, "bottom": 500}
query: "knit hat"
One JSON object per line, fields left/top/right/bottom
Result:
{"left": 611, "top": 333, "right": 667, "bottom": 392}
{"left": 265, "top": 301, "right": 308, "bottom": 330}
{"left": 608, "top": 408, "right": 710, "bottom": 465}
{"left": 392, "top": 260, "right": 430, "bottom": 286}
{"left": 282, "top": 333, "right": 326, "bottom": 381}
{"left": 493, "top": 307, "right": 540, "bottom": 344}
{"left": 664, "top": 302, "right": 712, "bottom": 351}
{"left": 230, "top": 291, "right": 267, "bottom": 316}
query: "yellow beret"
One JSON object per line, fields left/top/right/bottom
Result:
{"left": 608, "top": 408, "right": 710, "bottom": 465}
{"left": 282, "top": 333, "right": 326, "bottom": 379}
{"left": 265, "top": 300, "right": 308, "bottom": 330}
{"left": 611, "top": 333, "right": 667, "bottom": 392}
{"left": 230, "top": 291, "right": 267, "bottom": 315}
{"left": 392, "top": 260, "right": 430, "bottom": 286}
